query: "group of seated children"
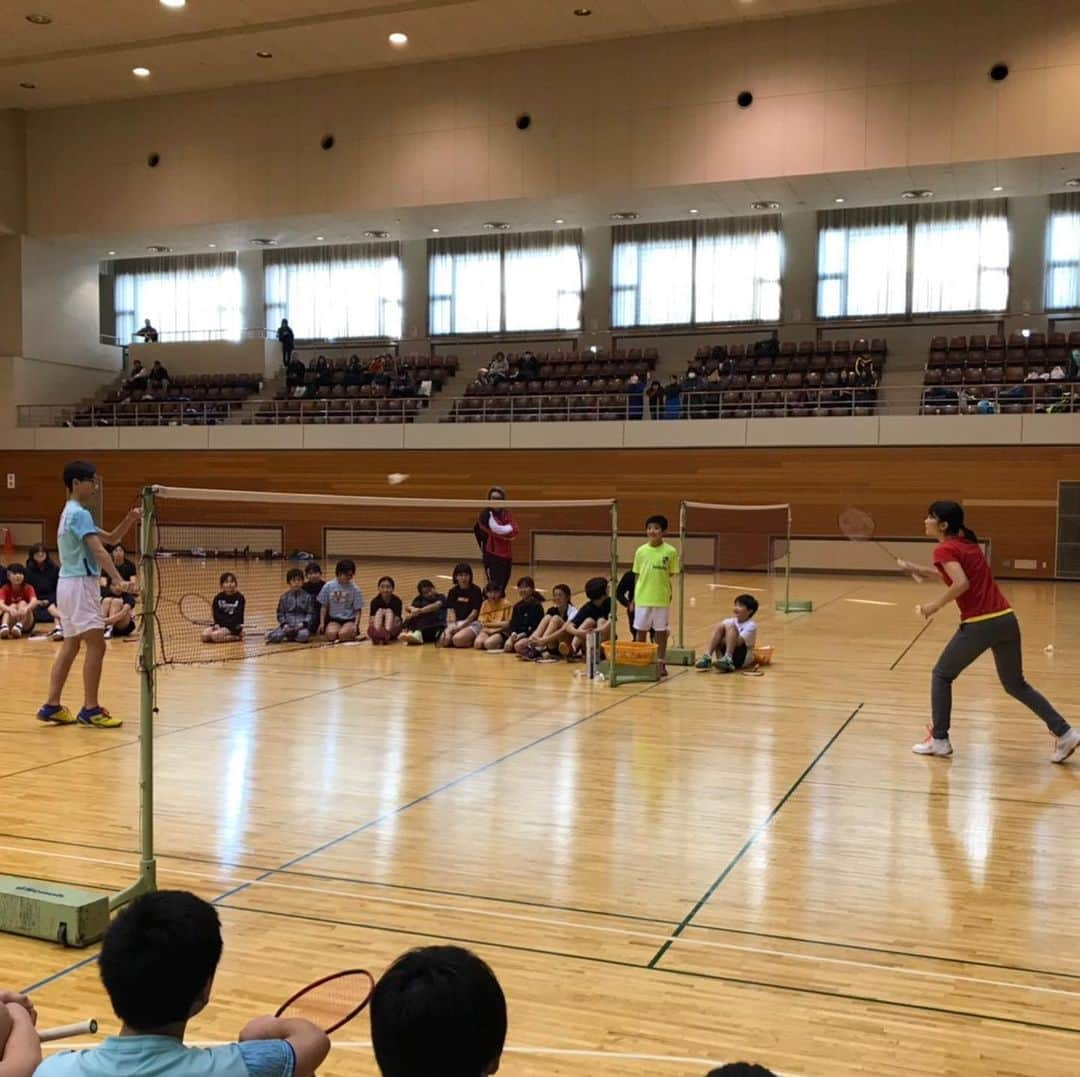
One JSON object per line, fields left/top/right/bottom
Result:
{"left": 0, "top": 544, "right": 65, "bottom": 640}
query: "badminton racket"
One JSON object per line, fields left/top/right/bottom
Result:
{"left": 275, "top": 969, "right": 374, "bottom": 1034}
{"left": 838, "top": 507, "right": 901, "bottom": 560}
{"left": 162, "top": 594, "right": 266, "bottom": 636}
{"left": 39, "top": 1019, "right": 98, "bottom": 1043}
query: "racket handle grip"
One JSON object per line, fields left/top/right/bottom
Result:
{"left": 39, "top": 1019, "right": 98, "bottom": 1042}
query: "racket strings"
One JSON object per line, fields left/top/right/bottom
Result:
{"left": 276, "top": 970, "right": 374, "bottom": 1034}
{"left": 838, "top": 506, "right": 877, "bottom": 541}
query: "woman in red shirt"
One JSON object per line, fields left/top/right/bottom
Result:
{"left": 898, "top": 501, "right": 1078, "bottom": 762}
{"left": 474, "top": 486, "right": 518, "bottom": 592}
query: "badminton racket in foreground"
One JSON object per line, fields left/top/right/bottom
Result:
{"left": 275, "top": 969, "right": 375, "bottom": 1034}
{"left": 40, "top": 1019, "right": 98, "bottom": 1043}
{"left": 837, "top": 506, "right": 902, "bottom": 560}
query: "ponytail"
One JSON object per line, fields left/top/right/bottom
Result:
{"left": 928, "top": 500, "right": 978, "bottom": 543}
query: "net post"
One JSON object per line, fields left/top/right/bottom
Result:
{"left": 678, "top": 500, "right": 687, "bottom": 650}
{"left": 785, "top": 506, "right": 792, "bottom": 613}
{"left": 114, "top": 484, "right": 158, "bottom": 910}
{"left": 609, "top": 500, "right": 618, "bottom": 687}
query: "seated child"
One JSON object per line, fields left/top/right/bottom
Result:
{"left": 101, "top": 544, "right": 138, "bottom": 641}
{"left": 25, "top": 543, "right": 63, "bottom": 639}
{"left": 0, "top": 564, "right": 38, "bottom": 640}
{"left": 440, "top": 563, "right": 483, "bottom": 649}
{"left": 317, "top": 559, "right": 363, "bottom": 642}
{"left": 474, "top": 583, "right": 514, "bottom": 651}
{"left": 370, "top": 946, "right": 506, "bottom": 1077}
{"left": 401, "top": 579, "right": 446, "bottom": 645}
{"left": 368, "top": 576, "right": 403, "bottom": 644}
{"left": 34, "top": 889, "right": 329, "bottom": 1077}
{"left": 517, "top": 583, "right": 577, "bottom": 659}
{"left": 302, "top": 562, "right": 324, "bottom": 600}
{"left": 696, "top": 593, "right": 759, "bottom": 672}
{"left": 268, "top": 568, "right": 317, "bottom": 643}
{"left": 503, "top": 577, "right": 545, "bottom": 653}
{"left": 557, "top": 577, "right": 612, "bottom": 660}
{"left": 202, "top": 572, "right": 245, "bottom": 643}
{"left": 0, "top": 990, "right": 41, "bottom": 1077}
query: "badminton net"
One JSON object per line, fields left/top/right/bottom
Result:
{"left": 143, "top": 485, "right": 618, "bottom": 667}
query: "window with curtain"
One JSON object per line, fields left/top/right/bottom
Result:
{"left": 113, "top": 252, "right": 242, "bottom": 343}
{"left": 816, "top": 199, "right": 1009, "bottom": 318}
{"left": 428, "top": 230, "right": 583, "bottom": 335}
{"left": 1046, "top": 193, "right": 1080, "bottom": 311}
{"left": 264, "top": 242, "right": 402, "bottom": 340}
{"left": 611, "top": 215, "right": 782, "bottom": 328}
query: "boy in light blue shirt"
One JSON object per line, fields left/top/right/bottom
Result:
{"left": 317, "top": 558, "right": 364, "bottom": 643}
{"left": 35, "top": 890, "right": 329, "bottom": 1077}
{"left": 37, "top": 460, "right": 140, "bottom": 729}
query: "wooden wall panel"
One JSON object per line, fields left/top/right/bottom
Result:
{"left": 2, "top": 447, "right": 1077, "bottom": 578}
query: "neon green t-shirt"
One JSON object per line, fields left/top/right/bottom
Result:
{"left": 632, "top": 541, "right": 680, "bottom": 607}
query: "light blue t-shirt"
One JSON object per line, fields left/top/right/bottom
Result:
{"left": 317, "top": 578, "right": 363, "bottom": 621}
{"left": 36, "top": 1034, "right": 294, "bottom": 1077}
{"left": 57, "top": 498, "right": 100, "bottom": 578}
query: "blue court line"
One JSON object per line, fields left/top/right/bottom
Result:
{"left": 647, "top": 702, "right": 864, "bottom": 969}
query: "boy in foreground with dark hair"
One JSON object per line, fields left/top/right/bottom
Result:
{"left": 36, "top": 890, "right": 329, "bottom": 1077}
{"left": 370, "top": 945, "right": 506, "bottom": 1077}
{"left": 631, "top": 514, "right": 680, "bottom": 677}
{"left": 696, "top": 594, "right": 760, "bottom": 672}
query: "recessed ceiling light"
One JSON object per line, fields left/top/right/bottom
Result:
{"left": 430, "top": 227, "right": 441, "bottom": 233}
{"left": 388, "top": 31, "right": 408, "bottom": 47}
{"left": 574, "top": 7, "right": 592, "bottom": 14}
{"left": 554, "top": 218, "right": 565, "bottom": 224}
{"left": 25, "top": 13, "right": 52, "bottom": 25}
{"left": 364, "top": 230, "right": 390, "bottom": 239}
{"left": 256, "top": 50, "right": 272, "bottom": 59}
{"left": 107, "top": 250, "right": 116, "bottom": 256}
{"left": 159, "top": 0, "right": 186, "bottom": 7}
{"left": 750, "top": 200, "right": 781, "bottom": 210}
{"left": 1065, "top": 178, "right": 1080, "bottom": 188}
{"left": 610, "top": 211, "right": 639, "bottom": 221}
{"left": 991, "top": 185, "right": 1004, "bottom": 192}
{"left": 315, "top": 235, "right": 325, "bottom": 241}
{"left": 19, "top": 81, "right": 36, "bottom": 90}
{"left": 688, "top": 208, "right": 700, "bottom": 214}
{"left": 207, "top": 243, "right": 217, "bottom": 248}
{"left": 834, "top": 197, "right": 846, "bottom": 204}
{"left": 900, "top": 188, "right": 933, "bottom": 199}
{"left": 132, "top": 66, "right": 151, "bottom": 78}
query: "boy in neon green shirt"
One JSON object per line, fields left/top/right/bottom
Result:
{"left": 631, "top": 514, "right": 680, "bottom": 677}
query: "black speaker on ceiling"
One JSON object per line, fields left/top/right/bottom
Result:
{"left": 147, "top": 152, "right": 161, "bottom": 168}
{"left": 989, "top": 63, "right": 1009, "bottom": 82}
{"left": 320, "top": 134, "right": 335, "bottom": 151}
{"left": 737, "top": 91, "right": 753, "bottom": 109}
{"left": 516, "top": 113, "right": 532, "bottom": 131}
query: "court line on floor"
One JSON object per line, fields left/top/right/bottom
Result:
{"left": 889, "top": 618, "right": 935, "bottom": 671}
{"left": 21, "top": 676, "right": 669, "bottom": 993}
{"left": 647, "top": 703, "right": 864, "bottom": 969}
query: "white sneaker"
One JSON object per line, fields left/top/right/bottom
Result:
{"left": 10, "top": 624, "right": 21, "bottom": 639}
{"left": 912, "top": 735, "right": 953, "bottom": 757}
{"left": 0, "top": 626, "right": 8, "bottom": 639}
{"left": 104, "top": 626, "right": 113, "bottom": 640}
{"left": 1051, "top": 728, "right": 1080, "bottom": 764}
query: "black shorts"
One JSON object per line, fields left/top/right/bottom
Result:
{"left": 328, "top": 616, "right": 355, "bottom": 626}
{"left": 720, "top": 640, "right": 748, "bottom": 667}
{"left": 33, "top": 605, "right": 55, "bottom": 623}
{"left": 416, "top": 625, "right": 442, "bottom": 643}
{"left": 111, "top": 619, "right": 137, "bottom": 637}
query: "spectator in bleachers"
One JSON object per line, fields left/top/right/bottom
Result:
{"left": 647, "top": 378, "right": 663, "bottom": 420}
{"left": 853, "top": 353, "right": 876, "bottom": 387}
{"left": 346, "top": 354, "right": 364, "bottom": 387}
{"left": 286, "top": 354, "right": 307, "bottom": 389}
{"left": 149, "top": 359, "right": 170, "bottom": 389}
{"left": 1069, "top": 349, "right": 1080, "bottom": 381}
{"left": 663, "top": 375, "right": 682, "bottom": 420}
{"left": 517, "top": 350, "right": 539, "bottom": 382}
{"left": 472, "top": 367, "right": 491, "bottom": 390}
{"left": 370, "top": 945, "right": 506, "bottom": 1077}
{"left": 488, "top": 352, "right": 509, "bottom": 383}
{"left": 314, "top": 355, "right": 333, "bottom": 388}
{"left": 276, "top": 319, "right": 295, "bottom": 367}
{"left": 753, "top": 330, "right": 779, "bottom": 358}
{"left": 392, "top": 368, "right": 417, "bottom": 398}
{"left": 627, "top": 374, "right": 645, "bottom": 420}
{"left": 25, "top": 543, "right": 62, "bottom": 639}
{"left": 134, "top": 319, "right": 159, "bottom": 343}
{"left": 124, "top": 358, "right": 149, "bottom": 394}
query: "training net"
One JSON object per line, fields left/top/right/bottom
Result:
{"left": 677, "top": 501, "right": 809, "bottom": 646}
{"left": 141, "top": 485, "right": 620, "bottom": 670}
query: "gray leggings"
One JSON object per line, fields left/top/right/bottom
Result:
{"left": 931, "top": 612, "right": 1069, "bottom": 739}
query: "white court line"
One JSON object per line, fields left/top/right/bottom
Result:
{"left": 10, "top": 847, "right": 1080, "bottom": 1003}
{"left": 40, "top": 1041, "right": 801, "bottom": 1071}
{"left": 707, "top": 584, "right": 763, "bottom": 592}
{"left": 844, "top": 599, "right": 898, "bottom": 607}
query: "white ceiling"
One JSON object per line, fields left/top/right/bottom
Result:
{"left": 72, "top": 152, "right": 1080, "bottom": 258}
{"left": 0, "top": 0, "right": 900, "bottom": 109}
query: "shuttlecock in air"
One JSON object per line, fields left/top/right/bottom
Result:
{"left": 387, "top": 473, "right": 409, "bottom": 485}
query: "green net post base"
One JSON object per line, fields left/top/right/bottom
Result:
{"left": 0, "top": 875, "right": 111, "bottom": 947}
{"left": 614, "top": 663, "right": 659, "bottom": 684}
{"left": 776, "top": 599, "right": 814, "bottom": 613}
{"left": 666, "top": 646, "right": 696, "bottom": 666}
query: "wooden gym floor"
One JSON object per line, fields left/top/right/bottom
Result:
{"left": 3, "top": 562, "right": 1080, "bottom": 1076}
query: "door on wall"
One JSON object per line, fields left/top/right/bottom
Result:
{"left": 1057, "top": 481, "right": 1080, "bottom": 579}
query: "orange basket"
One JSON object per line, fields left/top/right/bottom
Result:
{"left": 611, "top": 641, "right": 658, "bottom": 667}
{"left": 752, "top": 644, "right": 774, "bottom": 666}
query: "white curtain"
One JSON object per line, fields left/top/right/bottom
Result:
{"left": 912, "top": 199, "right": 1009, "bottom": 314}
{"left": 695, "top": 215, "right": 782, "bottom": 323}
{"left": 1045, "top": 193, "right": 1080, "bottom": 311}
{"left": 264, "top": 242, "right": 402, "bottom": 340}
{"left": 428, "top": 230, "right": 583, "bottom": 335}
{"left": 611, "top": 221, "right": 694, "bottom": 327}
{"left": 114, "top": 252, "right": 241, "bottom": 343}
{"left": 816, "top": 205, "right": 908, "bottom": 318}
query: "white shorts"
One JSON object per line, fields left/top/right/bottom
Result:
{"left": 57, "top": 576, "right": 105, "bottom": 637}
{"left": 633, "top": 605, "right": 670, "bottom": 633}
